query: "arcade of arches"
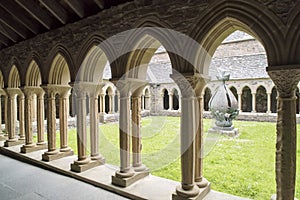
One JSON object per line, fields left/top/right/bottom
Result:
{"left": 0, "top": 1, "right": 300, "bottom": 200}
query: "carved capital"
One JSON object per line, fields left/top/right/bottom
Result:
{"left": 268, "top": 69, "right": 300, "bottom": 98}
{"left": 171, "top": 73, "right": 209, "bottom": 97}
{"left": 116, "top": 78, "right": 148, "bottom": 98}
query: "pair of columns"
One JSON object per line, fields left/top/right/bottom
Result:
{"left": 99, "top": 93, "right": 115, "bottom": 114}
{"left": 171, "top": 74, "right": 210, "bottom": 199}
{"left": 71, "top": 83, "right": 105, "bottom": 172}
{"left": 42, "top": 85, "right": 73, "bottom": 161}
{"left": 112, "top": 79, "right": 149, "bottom": 187}
{"left": 4, "top": 88, "right": 25, "bottom": 147}
{"left": 20, "top": 87, "right": 47, "bottom": 153}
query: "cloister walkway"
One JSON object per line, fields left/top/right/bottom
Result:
{"left": 0, "top": 145, "right": 249, "bottom": 200}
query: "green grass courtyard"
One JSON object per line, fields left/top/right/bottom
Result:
{"left": 56, "top": 116, "right": 299, "bottom": 200}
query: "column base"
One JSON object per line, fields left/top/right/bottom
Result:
{"left": 71, "top": 158, "right": 105, "bottom": 173}
{"left": 133, "top": 164, "right": 148, "bottom": 172}
{"left": 112, "top": 169, "right": 150, "bottom": 187}
{"left": 172, "top": 183, "right": 210, "bottom": 200}
{"left": 42, "top": 150, "right": 74, "bottom": 162}
{"left": 195, "top": 178, "right": 209, "bottom": 188}
{"left": 20, "top": 143, "right": 48, "bottom": 153}
{"left": 4, "top": 139, "right": 24, "bottom": 147}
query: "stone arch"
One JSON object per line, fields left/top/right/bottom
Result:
{"left": 105, "top": 86, "right": 113, "bottom": 114}
{"left": 286, "top": 2, "right": 300, "bottom": 64}
{"left": 162, "top": 89, "right": 169, "bottom": 110}
{"left": 229, "top": 86, "right": 238, "bottom": 100}
{"left": 25, "top": 60, "right": 42, "bottom": 86}
{"left": 77, "top": 45, "right": 110, "bottom": 83}
{"left": 172, "top": 88, "right": 180, "bottom": 110}
{"left": 143, "top": 87, "right": 151, "bottom": 110}
{"left": 120, "top": 28, "right": 184, "bottom": 79}
{"left": 203, "top": 87, "right": 212, "bottom": 111}
{"left": 8, "top": 65, "right": 20, "bottom": 88}
{"left": 190, "top": 1, "right": 283, "bottom": 75}
{"left": 256, "top": 85, "right": 267, "bottom": 113}
{"left": 241, "top": 86, "right": 252, "bottom": 112}
{"left": 48, "top": 53, "right": 71, "bottom": 85}
{"left": 46, "top": 44, "right": 75, "bottom": 84}
{"left": 271, "top": 87, "right": 277, "bottom": 113}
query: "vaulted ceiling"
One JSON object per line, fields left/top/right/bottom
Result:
{"left": 0, "top": 0, "right": 132, "bottom": 50}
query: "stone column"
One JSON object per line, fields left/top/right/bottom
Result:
{"left": 89, "top": 84, "right": 105, "bottom": 163}
{"left": 141, "top": 95, "right": 145, "bottom": 110}
{"left": 251, "top": 92, "right": 256, "bottom": 113}
{"left": 4, "top": 96, "right": 7, "bottom": 135}
{"left": 59, "top": 87, "right": 72, "bottom": 152}
{"left": 109, "top": 94, "right": 113, "bottom": 113}
{"left": 194, "top": 77, "right": 209, "bottom": 188}
{"left": 267, "top": 92, "right": 272, "bottom": 113}
{"left": 42, "top": 88, "right": 58, "bottom": 159}
{"left": 131, "top": 95, "right": 147, "bottom": 172}
{"left": 18, "top": 95, "right": 25, "bottom": 140}
{"left": 37, "top": 90, "right": 46, "bottom": 145}
{"left": 117, "top": 91, "right": 132, "bottom": 175}
{"left": 4, "top": 89, "right": 23, "bottom": 147}
{"left": 112, "top": 79, "right": 149, "bottom": 187}
{"left": 20, "top": 88, "right": 35, "bottom": 152}
{"left": 171, "top": 74, "right": 210, "bottom": 199}
{"left": 71, "top": 86, "right": 92, "bottom": 172}
{"left": 169, "top": 93, "right": 173, "bottom": 110}
{"left": 238, "top": 93, "right": 242, "bottom": 112}
{"left": 268, "top": 68, "right": 300, "bottom": 200}
{"left": 101, "top": 93, "right": 105, "bottom": 113}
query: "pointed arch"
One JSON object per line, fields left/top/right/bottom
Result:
{"left": 190, "top": 1, "right": 284, "bottom": 75}
{"left": 256, "top": 85, "right": 267, "bottom": 113}
{"left": 46, "top": 44, "right": 75, "bottom": 83}
{"left": 241, "top": 86, "right": 252, "bottom": 112}
{"left": 48, "top": 53, "right": 71, "bottom": 85}
{"left": 77, "top": 45, "right": 109, "bottom": 82}
{"left": 26, "top": 60, "right": 42, "bottom": 86}
{"left": 8, "top": 65, "right": 20, "bottom": 88}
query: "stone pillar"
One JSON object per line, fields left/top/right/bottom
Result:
{"left": 71, "top": 86, "right": 94, "bottom": 172}
{"left": 37, "top": 90, "right": 46, "bottom": 145}
{"left": 59, "top": 87, "right": 72, "bottom": 152}
{"left": 171, "top": 74, "right": 210, "bottom": 199}
{"left": 194, "top": 77, "right": 209, "bottom": 188}
{"left": 101, "top": 94, "right": 105, "bottom": 113}
{"left": 20, "top": 89, "right": 35, "bottom": 152}
{"left": 238, "top": 93, "right": 242, "bottom": 112}
{"left": 267, "top": 92, "right": 272, "bottom": 113}
{"left": 169, "top": 93, "right": 173, "bottom": 110}
{"left": 42, "top": 85, "right": 73, "bottom": 162}
{"left": 18, "top": 95, "right": 25, "bottom": 140}
{"left": 268, "top": 68, "right": 300, "bottom": 200}
{"left": 251, "top": 93, "right": 256, "bottom": 113}
{"left": 4, "top": 89, "right": 24, "bottom": 147}
{"left": 112, "top": 79, "right": 149, "bottom": 187}
{"left": 131, "top": 95, "right": 147, "bottom": 172}
{"left": 109, "top": 94, "right": 113, "bottom": 113}
{"left": 88, "top": 84, "right": 105, "bottom": 166}
{"left": 141, "top": 95, "right": 145, "bottom": 110}
{"left": 4, "top": 96, "right": 7, "bottom": 135}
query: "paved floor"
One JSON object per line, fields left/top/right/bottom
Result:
{"left": 0, "top": 154, "right": 128, "bottom": 200}
{"left": 0, "top": 153, "right": 250, "bottom": 200}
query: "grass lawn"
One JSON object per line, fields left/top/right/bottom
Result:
{"left": 60, "top": 116, "right": 299, "bottom": 200}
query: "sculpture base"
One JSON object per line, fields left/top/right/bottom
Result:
{"left": 112, "top": 169, "right": 150, "bottom": 187}
{"left": 209, "top": 126, "right": 239, "bottom": 137}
